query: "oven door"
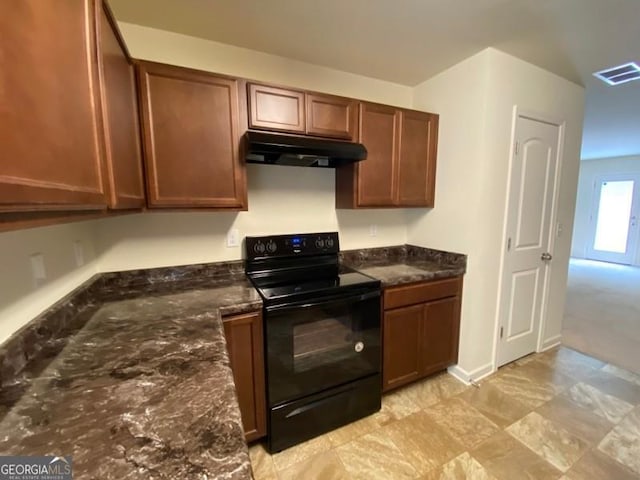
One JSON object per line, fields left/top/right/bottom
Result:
{"left": 265, "top": 289, "right": 381, "bottom": 407}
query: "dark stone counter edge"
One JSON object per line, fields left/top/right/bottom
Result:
{"left": 340, "top": 244, "right": 467, "bottom": 271}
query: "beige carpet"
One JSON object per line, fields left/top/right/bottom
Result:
{"left": 563, "top": 258, "right": 640, "bottom": 375}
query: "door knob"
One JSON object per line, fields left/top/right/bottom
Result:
{"left": 541, "top": 252, "right": 553, "bottom": 261}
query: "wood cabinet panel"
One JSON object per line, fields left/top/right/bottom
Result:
{"left": 248, "top": 83, "right": 305, "bottom": 133}
{"left": 223, "top": 311, "right": 267, "bottom": 442}
{"left": 138, "top": 62, "right": 247, "bottom": 209}
{"left": 382, "top": 304, "right": 423, "bottom": 392}
{"left": 306, "top": 93, "right": 357, "bottom": 140}
{"left": 397, "top": 110, "right": 438, "bottom": 207}
{"left": 335, "top": 104, "right": 439, "bottom": 209}
{"left": 356, "top": 103, "right": 400, "bottom": 206}
{"left": 0, "top": 0, "right": 107, "bottom": 212}
{"left": 384, "top": 277, "right": 460, "bottom": 310}
{"left": 97, "top": 1, "right": 145, "bottom": 209}
{"left": 422, "top": 297, "right": 459, "bottom": 376}
{"left": 383, "top": 276, "right": 462, "bottom": 392}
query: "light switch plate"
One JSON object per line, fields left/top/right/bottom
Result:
{"left": 73, "top": 240, "right": 85, "bottom": 267}
{"left": 30, "top": 253, "right": 46, "bottom": 288}
{"left": 369, "top": 224, "right": 378, "bottom": 237}
{"left": 227, "top": 228, "right": 240, "bottom": 247}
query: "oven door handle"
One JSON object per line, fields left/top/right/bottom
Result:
{"left": 265, "top": 290, "right": 380, "bottom": 313}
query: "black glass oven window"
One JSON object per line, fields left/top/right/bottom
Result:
{"left": 292, "top": 307, "right": 354, "bottom": 373}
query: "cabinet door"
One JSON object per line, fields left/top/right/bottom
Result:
{"left": 382, "top": 304, "right": 423, "bottom": 392}
{"left": 397, "top": 110, "right": 439, "bottom": 207}
{"left": 223, "top": 311, "right": 267, "bottom": 442}
{"left": 97, "top": 1, "right": 145, "bottom": 209}
{"left": 247, "top": 83, "right": 305, "bottom": 133}
{"left": 0, "top": 0, "right": 107, "bottom": 212}
{"left": 421, "top": 297, "right": 460, "bottom": 376}
{"left": 356, "top": 103, "right": 400, "bottom": 206}
{"left": 306, "top": 93, "right": 357, "bottom": 140}
{"left": 138, "top": 62, "right": 247, "bottom": 208}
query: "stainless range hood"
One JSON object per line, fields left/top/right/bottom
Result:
{"left": 244, "top": 131, "right": 367, "bottom": 168}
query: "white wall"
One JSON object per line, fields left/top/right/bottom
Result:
{"left": 0, "top": 221, "right": 99, "bottom": 343}
{"left": 96, "top": 165, "right": 409, "bottom": 271}
{"left": 571, "top": 155, "right": 640, "bottom": 265}
{"left": 408, "top": 48, "right": 585, "bottom": 379}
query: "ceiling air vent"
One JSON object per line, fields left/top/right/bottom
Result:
{"left": 593, "top": 62, "right": 640, "bottom": 86}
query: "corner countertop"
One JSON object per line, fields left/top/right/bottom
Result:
{"left": 0, "top": 264, "right": 260, "bottom": 480}
{"left": 342, "top": 245, "right": 467, "bottom": 287}
{"left": 0, "top": 245, "right": 466, "bottom": 479}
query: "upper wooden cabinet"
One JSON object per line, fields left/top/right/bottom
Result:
{"left": 305, "top": 93, "right": 357, "bottom": 140}
{"left": 397, "top": 110, "right": 438, "bottom": 206}
{"left": 97, "top": 1, "right": 145, "bottom": 209}
{"left": 336, "top": 103, "right": 439, "bottom": 209}
{"left": 0, "top": 0, "right": 108, "bottom": 212}
{"left": 0, "top": 0, "right": 146, "bottom": 217}
{"left": 137, "top": 62, "right": 247, "bottom": 209}
{"left": 247, "top": 83, "right": 357, "bottom": 140}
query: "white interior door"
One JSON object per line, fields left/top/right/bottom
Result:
{"left": 586, "top": 174, "right": 640, "bottom": 265}
{"left": 497, "top": 114, "right": 562, "bottom": 367}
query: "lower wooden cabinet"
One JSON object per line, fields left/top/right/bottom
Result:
{"left": 382, "top": 277, "right": 462, "bottom": 392}
{"left": 383, "top": 304, "right": 424, "bottom": 390}
{"left": 222, "top": 311, "right": 267, "bottom": 442}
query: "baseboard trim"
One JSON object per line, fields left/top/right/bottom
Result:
{"left": 447, "top": 362, "right": 495, "bottom": 385}
{"left": 541, "top": 335, "right": 562, "bottom": 351}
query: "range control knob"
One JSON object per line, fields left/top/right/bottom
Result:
{"left": 266, "top": 240, "right": 277, "bottom": 253}
{"left": 253, "top": 241, "right": 265, "bottom": 255}
{"left": 325, "top": 237, "right": 335, "bottom": 248}
{"left": 315, "top": 238, "right": 325, "bottom": 249}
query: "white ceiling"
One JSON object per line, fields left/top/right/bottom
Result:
{"left": 110, "top": 0, "right": 640, "bottom": 160}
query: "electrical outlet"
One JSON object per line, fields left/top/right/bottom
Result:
{"left": 30, "top": 253, "right": 46, "bottom": 288}
{"left": 556, "top": 222, "right": 564, "bottom": 237}
{"left": 369, "top": 224, "right": 378, "bottom": 237}
{"left": 73, "top": 240, "right": 85, "bottom": 267}
{"left": 227, "top": 228, "right": 240, "bottom": 247}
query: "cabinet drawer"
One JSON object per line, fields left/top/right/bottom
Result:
{"left": 384, "top": 277, "right": 460, "bottom": 310}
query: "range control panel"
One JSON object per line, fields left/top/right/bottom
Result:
{"left": 245, "top": 232, "right": 339, "bottom": 259}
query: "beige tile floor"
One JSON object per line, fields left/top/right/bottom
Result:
{"left": 249, "top": 346, "right": 640, "bottom": 479}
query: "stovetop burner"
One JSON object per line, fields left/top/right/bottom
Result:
{"left": 245, "top": 232, "right": 380, "bottom": 305}
{"left": 253, "top": 270, "right": 379, "bottom": 301}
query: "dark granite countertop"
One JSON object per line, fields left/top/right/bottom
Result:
{"left": 342, "top": 245, "right": 467, "bottom": 287}
{"left": 0, "top": 262, "right": 260, "bottom": 480}
{"left": 0, "top": 245, "right": 465, "bottom": 479}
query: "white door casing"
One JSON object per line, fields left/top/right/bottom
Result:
{"left": 586, "top": 174, "right": 640, "bottom": 265}
{"left": 496, "top": 111, "right": 563, "bottom": 368}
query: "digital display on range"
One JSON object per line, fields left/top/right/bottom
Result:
{"left": 292, "top": 237, "right": 301, "bottom": 246}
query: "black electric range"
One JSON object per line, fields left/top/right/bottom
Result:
{"left": 245, "top": 232, "right": 382, "bottom": 452}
